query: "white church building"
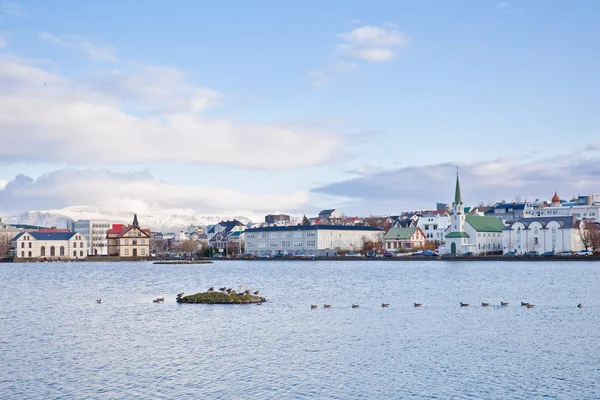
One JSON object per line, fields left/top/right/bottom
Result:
{"left": 444, "top": 173, "right": 506, "bottom": 255}
{"left": 502, "top": 216, "right": 584, "bottom": 254}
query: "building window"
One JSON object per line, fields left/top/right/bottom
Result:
{"left": 21, "top": 251, "right": 24, "bottom": 257}
{"left": 28, "top": 251, "right": 32, "bottom": 257}
{"left": 124, "top": 239, "right": 129, "bottom": 245}
{"left": 40, "top": 246, "right": 46, "bottom": 256}
{"left": 125, "top": 249, "right": 129, "bottom": 255}
{"left": 60, "top": 246, "right": 65, "bottom": 256}
{"left": 141, "top": 249, "right": 146, "bottom": 255}
{"left": 260, "top": 233, "right": 267, "bottom": 239}
{"left": 534, "top": 237, "right": 538, "bottom": 245}
{"left": 80, "top": 251, "right": 84, "bottom": 257}
{"left": 28, "top": 242, "right": 32, "bottom": 248}
{"left": 141, "top": 239, "right": 144, "bottom": 244}
{"left": 73, "top": 251, "right": 77, "bottom": 257}
{"left": 74, "top": 242, "right": 77, "bottom": 248}
{"left": 21, "top": 242, "right": 24, "bottom": 248}
{"left": 50, "top": 246, "right": 55, "bottom": 256}
{"left": 80, "top": 242, "right": 83, "bottom": 248}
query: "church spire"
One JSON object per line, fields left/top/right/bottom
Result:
{"left": 454, "top": 171, "right": 462, "bottom": 204}
{"left": 132, "top": 214, "right": 139, "bottom": 227}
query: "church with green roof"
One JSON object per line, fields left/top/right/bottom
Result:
{"left": 444, "top": 173, "right": 506, "bottom": 255}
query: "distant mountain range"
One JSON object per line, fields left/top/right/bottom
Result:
{"left": 2, "top": 206, "right": 254, "bottom": 232}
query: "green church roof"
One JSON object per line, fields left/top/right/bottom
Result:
{"left": 454, "top": 174, "right": 462, "bottom": 204}
{"left": 445, "top": 231, "right": 470, "bottom": 238}
{"left": 465, "top": 215, "right": 505, "bottom": 232}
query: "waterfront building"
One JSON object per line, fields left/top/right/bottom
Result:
{"left": 416, "top": 211, "right": 450, "bottom": 244}
{"left": 11, "top": 230, "right": 88, "bottom": 260}
{"left": 484, "top": 202, "right": 537, "bottom": 223}
{"left": 502, "top": 216, "right": 584, "bottom": 254}
{"left": 528, "top": 192, "right": 600, "bottom": 221}
{"left": 68, "top": 220, "right": 111, "bottom": 256}
{"left": 444, "top": 173, "right": 506, "bottom": 255}
{"left": 106, "top": 214, "right": 151, "bottom": 257}
{"left": 244, "top": 225, "right": 384, "bottom": 257}
{"left": 384, "top": 227, "right": 426, "bottom": 251}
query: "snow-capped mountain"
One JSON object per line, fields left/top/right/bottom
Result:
{"left": 3, "top": 206, "right": 256, "bottom": 232}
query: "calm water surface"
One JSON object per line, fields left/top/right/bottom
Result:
{"left": 1, "top": 260, "right": 599, "bottom": 399}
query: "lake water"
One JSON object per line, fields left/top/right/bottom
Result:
{"left": 1, "top": 260, "right": 599, "bottom": 399}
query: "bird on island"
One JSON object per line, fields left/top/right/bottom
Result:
{"left": 253, "top": 290, "right": 260, "bottom": 295}
{"left": 153, "top": 299, "right": 160, "bottom": 303}
{"left": 352, "top": 304, "right": 359, "bottom": 308}
{"left": 230, "top": 289, "right": 236, "bottom": 295}
{"left": 96, "top": 298, "right": 102, "bottom": 304}
{"left": 219, "top": 287, "right": 226, "bottom": 292}
{"left": 521, "top": 302, "right": 529, "bottom": 306}
{"left": 526, "top": 304, "right": 535, "bottom": 308}
{"left": 311, "top": 304, "right": 318, "bottom": 309}
{"left": 226, "top": 288, "right": 233, "bottom": 294}
{"left": 241, "top": 292, "right": 247, "bottom": 297}
{"left": 381, "top": 303, "right": 390, "bottom": 308}
{"left": 158, "top": 297, "right": 164, "bottom": 302}
{"left": 414, "top": 303, "right": 422, "bottom": 307}
{"left": 577, "top": 303, "right": 583, "bottom": 308}
{"left": 244, "top": 290, "right": 251, "bottom": 295}
{"left": 207, "top": 287, "right": 214, "bottom": 292}
{"left": 501, "top": 301, "right": 509, "bottom": 306}
{"left": 460, "top": 302, "right": 469, "bottom": 307}
{"left": 481, "top": 302, "right": 490, "bottom": 307}
{"left": 324, "top": 304, "right": 331, "bottom": 308}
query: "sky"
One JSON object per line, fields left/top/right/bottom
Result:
{"left": 1, "top": 0, "right": 599, "bottom": 218}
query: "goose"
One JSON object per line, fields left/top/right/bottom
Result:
{"left": 158, "top": 297, "right": 164, "bottom": 302}
{"left": 381, "top": 303, "right": 390, "bottom": 307}
{"left": 324, "top": 304, "right": 332, "bottom": 308}
{"left": 219, "top": 287, "right": 226, "bottom": 292}
{"left": 352, "top": 304, "right": 359, "bottom": 308}
{"left": 311, "top": 304, "right": 318, "bottom": 309}
{"left": 521, "top": 302, "right": 529, "bottom": 306}
{"left": 96, "top": 298, "right": 102, "bottom": 304}
{"left": 253, "top": 290, "right": 260, "bottom": 295}
{"left": 501, "top": 301, "right": 509, "bottom": 306}
{"left": 226, "top": 288, "right": 233, "bottom": 294}
{"left": 460, "top": 302, "right": 469, "bottom": 307}
{"left": 481, "top": 302, "right": 490, "bottom": 307}
{"left": 153, "top": 299, "right": 161, "bottom": 303}
{"left": 414, "top": 303, "right": 422, "bottom": 307}
{"left": 526, "top": 304, "right": 535, "bottom": 308}
{"left": 577, "top": 303, "right": 583, "bottom": 308}
{"left": 207, "top": 287, "right": 214, "bottom": 292}
{"left": 244, "top": 290, "right": 251, "bottom": 295}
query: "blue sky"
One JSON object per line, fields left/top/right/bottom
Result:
{"left": 1, "top": 0, "right": 599, "bottom": 218}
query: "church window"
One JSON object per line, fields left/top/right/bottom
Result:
{"left": 28, "top": 251, "right": 31, "bottom": 257}
{"left": 21, "top": 242, "right": 24, "bottom": 248}
{"left": 80, "top": 251, "right": 83, "bottom": 257}
{"left": 50, "top": 246, "right": 55, "bottom": 256}
{"left": 28, "top": 242, "right": 32, "bottom": 248}
{"left": 21, "top": 251, "right": 24, "bottom": 257}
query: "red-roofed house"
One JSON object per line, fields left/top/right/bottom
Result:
{"left": 107, "top": 215, "right": 151, "bottom": 257}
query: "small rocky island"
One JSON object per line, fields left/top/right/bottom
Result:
{"left": 176, "top": 289, "right": 266, "bottom": 304}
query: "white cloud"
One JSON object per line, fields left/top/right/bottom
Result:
{"left": 337, "top": 25, "right": 410, "bottom": 62}
{"left": 1, "top": 1, "right": 26, "bottom": 18}
{"left": 39, "top": 33, "right": 118, "bottom": 61}
{"left": 0, "top": 54, "right": 341, "bottom": 169}
{"left": 309, "top": 24, "right": 410, "bottom": 87}
{"left": 0, "top": 169, "right": 311, "bottom": 215}
{"left": 312, "top": 152, "right": 600, "bottom": 214}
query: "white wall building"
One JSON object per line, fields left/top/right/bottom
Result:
{"left": 502, "top": 216, "right": 584, "bottom": 254}
{"left": 68, "top": 220, "right": 111, "bottom": 256}
{"left": 12, "top": 231, "right": 89, "bottom": 260}
{"left": 417, "top": 212, "right": 450, "bottom": 244}
{"left": 244, "top": 225, "right": 384, "bottom": 256}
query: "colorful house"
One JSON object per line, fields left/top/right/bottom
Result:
{"left": 384, "top": 227, "right": 426, "bottom": 251}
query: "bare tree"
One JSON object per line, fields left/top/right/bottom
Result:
{"left": 361, "top": 233, "right": 384, "bottom": 253}
{"left": 0, "top": 235, "right": 11, "bottom": 258}
{"left": 151, "top": 239, "right": 166, "bottom": 253}
{"left": 580, "top": 220, "right": 600, "bottom": 251}
{"left": 180, "top": 239, "right": 197, "bottom": 254}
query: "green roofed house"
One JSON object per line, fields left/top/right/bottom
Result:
{"left": 384, "top": 227, "right": 426, "bottom": 251}
{"left": 444, "top": 173, "right": 506, "bottom": 255}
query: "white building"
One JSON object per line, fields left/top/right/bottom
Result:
{"left": 68, "top": 220, "right": 111, "bottom": 256}
{"left": 502, "top": 216, "right": 584, "bottom": 254}
{"left": 12, "top": 231, "right": 89, "bottom": 260}
{"left": 244, "top": 225, "right": 384, "bottom": 256}
{"left": 416, "top": 212, "right": 450, "bottom": 244}
{"left": 444, "top": 173, "right": 506, "bottom": 255}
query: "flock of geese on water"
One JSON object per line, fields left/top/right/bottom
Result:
{"left": 309, "top": 301, "right": 584, "bottom": 309}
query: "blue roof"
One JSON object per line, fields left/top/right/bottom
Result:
{"left": 493, "top": 203, "right": 526, "bottom": 210}
{"left": 245, "top": 225, "right": 383, "bottom": 233}
{"left": 13, "top": 231, "right": 77, "bottom": 241}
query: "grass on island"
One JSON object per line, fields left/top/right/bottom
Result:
{"left": 178, "top": 291, "right": 266, "bottom": 304}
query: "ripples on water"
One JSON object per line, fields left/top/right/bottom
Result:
{"left": 1, "top": 260, "right": 599, "bottom": 399}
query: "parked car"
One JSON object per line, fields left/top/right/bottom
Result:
{"left": 504, "top": 251, "right": 517, "bottom": 258}
{"left": 258, "top": 254, "right": 270, "bottom": 258}
{"left": 462, "top": 251, "right": 474, "bottom": 257}
{"left": 242, "top": 253, "right": 255, "bottom": 259}
{"left": 558, "top": 251, "right": 572, "bottom": 257}
{"left": 213, "top": 254, "right": 223, "bottom": 258}
{"left": 366, "top": 252, "right": 376, "bottom": 258}
{"left": 383, "top": 252, "right": 394, "bottom": 258}
{"left": 524, "top": 251, "right": 539, "bottom": 257}
{"left": 423, "top": 250, "right": 438, "bottom": 257}
{"left": 273, "top": 253, "right": 283, "bottom": 258}
{"left": 344, "top": 252, "right": 362, "bottom": 257}
{"left": 541, "top": 251, "right": 554, "bottom": 257}
{"left": 575, "top": 249, "right": 593, "bottom": 256}
{"left": 411, "top": 250, "right": 424, "bottom": 256}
